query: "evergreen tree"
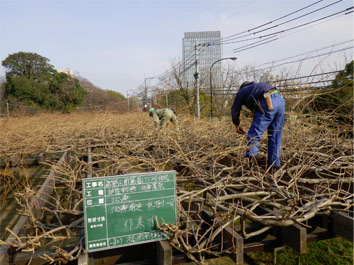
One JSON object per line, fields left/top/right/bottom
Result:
{"left": 2, "top": 52, "right": 86, "bottom": 112}
{"left": 311, "top": 61, "right": 353, "bottom": 124}
{"left": 2, "top": 51, "right": 55, "bottom": 80}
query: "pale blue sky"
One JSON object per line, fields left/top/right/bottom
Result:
{"left": 0, "top": 0, "right": 353, "bottom": 95}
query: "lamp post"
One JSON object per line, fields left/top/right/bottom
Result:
{"left": 164, "top": 80, "right": 169, "bottom": 108}
{"left": 194, "top": 43, "right": 200, "bottom": 119}
{"left": 144, "top": 76, "right": 154, "bottom": 107}
{"left": 127, "top": 90, "right": 130, "bottom": 112}
{"left": 209, "top": 57, "right": 237, "bottom": 118}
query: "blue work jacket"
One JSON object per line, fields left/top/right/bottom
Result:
{"left": 231, "top": 82, "right": 275, "bottom": 126}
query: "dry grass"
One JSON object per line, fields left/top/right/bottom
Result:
{"left": 0, "top": 110, "right": 352, "bottom": 264}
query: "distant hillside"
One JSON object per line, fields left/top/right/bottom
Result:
{"left": 77, "top": 76, "right": 126, "bottom": 111}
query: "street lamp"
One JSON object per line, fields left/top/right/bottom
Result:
{"left": 209, "top": 57, "right": 237, "bottom": 118}
{"left": 127, "top": 90, "right": 130, "bottom": 112}
{"left": 127, "top": 89, "right": 135, "bottom": 112}
{"left": 144, "top": 76, "right": 154, "bottom": 107}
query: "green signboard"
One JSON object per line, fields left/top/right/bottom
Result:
{"left": 82, "top": 171, "right": 177, "bottom": 252}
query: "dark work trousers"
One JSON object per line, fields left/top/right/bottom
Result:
{"left": 245, "top": 93, "right": 285, "bottom": 167}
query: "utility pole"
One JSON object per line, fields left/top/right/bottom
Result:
{"left": 127, "top": 91, "right": 130, "bottom": 111}
{"left": 165, "top": 80, "right": 169, "bottom": 108}
{"left": 155, "top": 90, "right": 158, "bottom": 106}
{"left": 144, "top": 77, "right": 154, "bottom": 107}
{"left": 144, "top": 78, "right": 148, "bottom": 107}
{"left": 194, "top": 43, "right": 200, "bottom": 119}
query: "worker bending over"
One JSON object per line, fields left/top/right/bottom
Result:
{"left": 231, "top": 81, "right": 285, "bottom": 168}
{"left": 148, "top": 108, "right": 178, "bottom": 130}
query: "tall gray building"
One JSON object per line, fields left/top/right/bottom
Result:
{"left": 182, "top": 31, "right": 222, "bottom": 89}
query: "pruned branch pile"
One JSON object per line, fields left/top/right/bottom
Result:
{"left": 0, "top": 111, "right": 352, "bottom": 264}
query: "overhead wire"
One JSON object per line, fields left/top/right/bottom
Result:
{"left": 232, "top": 38, "right": 279, "bottom": 53}
{"left": 148, "top": 1, "right": 352, "bottom": 93}
{"left": 251, "top": 39, "right": 353, "bottom": 68}
{"left": 222, "top": 0, "right": 325, "bottom": 41}
{"left": 160, "top": 1, "right": 347, "bottom": 75}
{"left": 198, "top": 0, "right": 343, "bottom": 49}
{"left": 274, "top": 70, "right": 341, "bottom": 82}
{"left": 161, "top": 43, "right": 216, "bottom": 80}
{"left": 210, "top": 70, "right": 342, "bottom": 95}
{"left": 220, "top": 0, "right": 258, "bottom": 22}
{"left": 222, "top": 15, "right": 353, "bottom": 56}
{"left": 211, "top": 82, "right": 337, "bottom": 95}
{"left": 232, "top": 6, "right": 353, "bottom": 52}
{"left": 156, "top": 42, "right": 210, "bottom": 79}
{"left": 221, "top": 0, "right": 344, "bottom": 44}
{"left": 252, "top": 45, "right": 354, "bottom": 72}
{"left": 176, "top": 4, "right": 352, "bottom": 79}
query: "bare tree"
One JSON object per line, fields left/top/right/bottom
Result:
{"left": 162, "top": 59, "right": 195, "bottom": 114}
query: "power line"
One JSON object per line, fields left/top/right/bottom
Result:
{"left": 278, "top": 79, "right": 335, "bottom": 87}
{"left": 233, "top": 38, "right": 279, "bottom": 53}
{"left": 253, "top": 45, "right": 353, "bottom": 72}
{"left": 183, "top": 2, "right": 346, "bottom": 62}
{"left": 156, "top": 43, "right": 209, "bottom": 80}
{"left": 210, "top": 71, "right": 343, "bottom": 93}
{"left": 178, "top": 6, "right": 352, "bottom": 79}
{"left": 232, "top": 6, "right": 353, "bottom": 52}
{"left": 222, "top": 0, "right": 344, "bottom": 44}
{"left": 157, "top": 1, "right": 328, "bottom": 80}
{"left": 230, "top": 44, "right": 352, "bottom": 77}
{"left": 211, "top": 71, "right": 341, "bottom": 93}
{"left": 151, "top": 2, "right": 352, "bottom": 88}
{"left": 274, "top": 70, "right": 341, "bottom": 82}
{"left": 222, "top": 0, "right": 325, "bottom": 41}
{"left": 197, "top": 0, "right": 343, "bottom": 48}
{"left": 221, "top": 0, "right": 258, "bottom": 22}
{"left": 211, "top": 82, "right": 337, "bottom": 95}
{"left": 252, "top": 39, "right": 353, "bottom": 68}
{"left": 223, "top": 14, "right": 353, "bottom": 56}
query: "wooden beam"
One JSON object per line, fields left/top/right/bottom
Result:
{"left": 156, "top": 240, "right": 172, "bottom": 265}
{"left": 199, "top": 201, "right": 244, "bottom": 264}
{"left": 222, "top": 226, "right": 244, "bottom": 265}
{"left": 331, "top": 211, "right": 354, "bottom": 242}
{"left": 14, "top": 247, "right": 74, "bottom": 265}
{"left": 281, "top": 223, "right": 307, "bottom": 254}
{"left": 77, "top": 252, "right": 95, "bottom": 265}
{"left": 38, "top": 152, "right": 45, "bottom": 164}
{"left": 86, "top": 147, "right": 93, "bottom": 178}
{"left": 172, "top": 255, "right": 187, "bottom": 264}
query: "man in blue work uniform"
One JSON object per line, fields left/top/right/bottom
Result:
{"left": 231, "top": 81, "right": 285, "bottom": 168}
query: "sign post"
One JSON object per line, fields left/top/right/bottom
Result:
{"left": 82, "top": 171, "right": 177, "bottom": 252}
